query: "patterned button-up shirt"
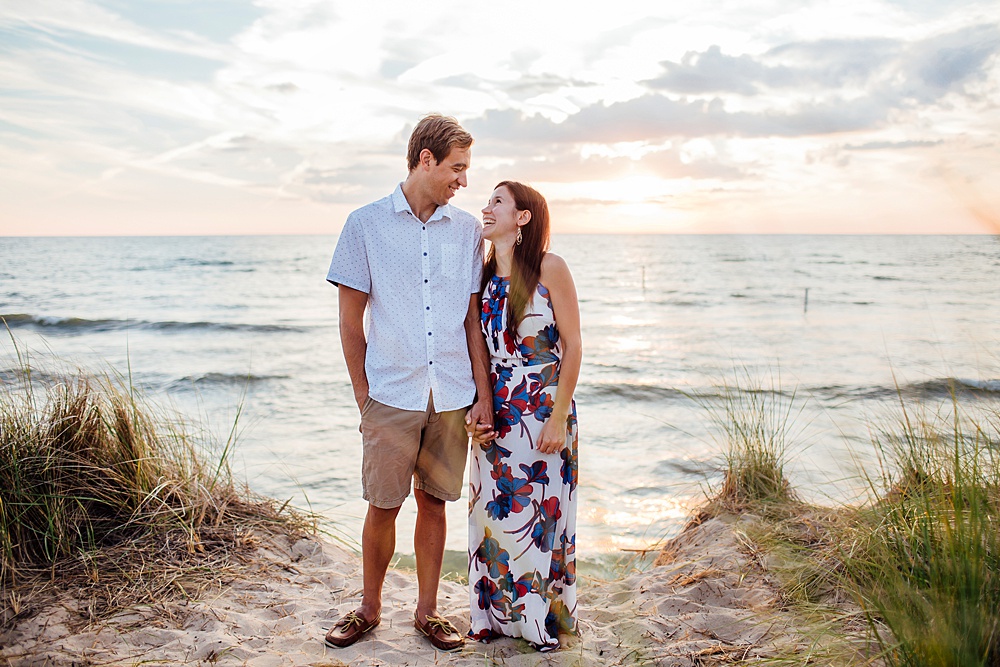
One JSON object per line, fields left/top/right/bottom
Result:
{"left": 327, "top": 184, "right": 484, "bottom": 411}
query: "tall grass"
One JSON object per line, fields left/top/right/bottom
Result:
{"left": 688, "top": 369, "right": 1000, "bottom": 665}
{"left": 848, "top": 398, "right": 1000, "bottom": 667}
{"left": 702, "top": 368, "right": 798, "bottom": 510}
{"left": 0, "top": 348, "right": 307, "bottom": 626}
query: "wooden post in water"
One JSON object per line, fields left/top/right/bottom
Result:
{"left": 804, "top": 288, "right": 809, "bottom": 314}
{"left": 641, "top": 266, "right": 646, "bottom": 292}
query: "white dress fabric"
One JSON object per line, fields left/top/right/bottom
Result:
{"left": 468, "top": 276, "right": 578, "bottom": 650}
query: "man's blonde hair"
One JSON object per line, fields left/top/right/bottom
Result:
{"left": 407, "top": 114, "right": 474, "bottom": 171}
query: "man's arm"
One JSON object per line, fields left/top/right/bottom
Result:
{"left": 464, "top": 294, "right": 494, "bottom": 435}
{"left": 339, "top": 285, "right": 370, "bottom": 411}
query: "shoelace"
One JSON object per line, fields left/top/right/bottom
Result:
{"left": 424, "top": 616, "right": 458, "bottom": 634}
{"left": 338, "top": 612, "right": 368, "bottom": 629}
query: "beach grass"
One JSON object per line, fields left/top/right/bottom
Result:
{"left": 844, "top": 395, "right": 1000, "bottom": 667}
{"left": 700, "top": 373, "right": 1000, "bottom": 665}
{"left": 0, "top": 350, "right": 312, "bottom": 629}
{"left": 701, "top": 368, "right": 798, "bottom": 512}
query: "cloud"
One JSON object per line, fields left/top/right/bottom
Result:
{"left": 645, "top": 45, "right": 793, "bottom": 95}
{"left": 844, "top": 139, "right": 943, "bottom": 150}
{"left": 644, "top": 23, "right": 1000, "bottom": 104}
{"left": 901, "top": 24, "right": 1000, "bottom": 101}
{"left": 469, "top": 93, "right": 888, "bottom": 145}
{"left": 3, "top": 0, "right": 999, "bottom": 234}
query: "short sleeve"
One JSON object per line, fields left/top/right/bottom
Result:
{"left": 326, "top": 212, "right": 371, "bottom": 293}
{"left": 469, "top": 220, "right": 484, "bottom": 294}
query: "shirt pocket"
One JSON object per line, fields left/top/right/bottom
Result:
{"left": 441, "top": 243, "right": 460, "bottom": 280}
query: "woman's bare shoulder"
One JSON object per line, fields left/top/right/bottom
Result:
{"left": 540, "top": 252, "right": 570, "bottom": 276}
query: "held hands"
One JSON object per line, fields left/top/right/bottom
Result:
{"left": 466, "top": 399, "right": 496, "bottom": 445}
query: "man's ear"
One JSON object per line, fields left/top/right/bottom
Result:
{"left": 419, "top": 148, "right": 436, "bottom": 169}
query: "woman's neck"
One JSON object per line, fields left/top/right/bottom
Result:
{"left": 493, "top": 241, "right": 515, "bottom": 277}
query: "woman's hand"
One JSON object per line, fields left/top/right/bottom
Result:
{"left": 470, "top": 422, "right": 497, "bottom": 445}
{"left": 466, "top": 398, "right": 497, "bottom": 445}
{"left": 536, "top": 414, "right": 568, "bottom": 454}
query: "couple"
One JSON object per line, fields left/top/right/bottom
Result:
{"left": 324, "top": 114, "right": 581, "bottom": 653}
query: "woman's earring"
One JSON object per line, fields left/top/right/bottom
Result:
{"left": 515, "top": 228, "right": 523, "bottom": 245}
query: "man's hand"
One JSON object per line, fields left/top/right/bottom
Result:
{"left": 354, "top": 387, "right": 369, "bottom": 413}
{"left": 465, "top": 398, "right": 495, "bottom": 444}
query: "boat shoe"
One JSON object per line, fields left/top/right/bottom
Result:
{"left": 414, "top": 613, "right": 464, "bottom": 651}
{"left": 324, "top": 609, "right": 380, "bottom": 648}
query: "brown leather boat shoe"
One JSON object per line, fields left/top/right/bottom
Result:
{"left": 324, "top": 609, "right": 380, "bottom": 648}
{"left": 414, "top": 613, "right": 464, "bottom": 651}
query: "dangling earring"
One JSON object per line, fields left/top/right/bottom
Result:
{"left": 515, "top": 228, "right": 523, "bottom": 245}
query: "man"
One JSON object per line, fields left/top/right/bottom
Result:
{"left": 324, "top": 114, "right": 493, "bottom": 651}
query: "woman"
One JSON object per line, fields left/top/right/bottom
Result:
{"left": 468, "top": 181, "right": 582, "bottom": 651}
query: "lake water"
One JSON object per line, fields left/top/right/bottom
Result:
{"left": 2, "top": 234, "right": 999, "bottom": 563}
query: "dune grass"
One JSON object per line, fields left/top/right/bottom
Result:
{"left": 0, "top": 351, "right": 311, "bottom": 629}
{"left": 702, "top": 370, "right": 1000, "bottom": 666}
{"left": 701, "top": 368, "right": 798, "bottom": 512}
{"left": 846, "top": 397, "right": 1000, "bottom": 667}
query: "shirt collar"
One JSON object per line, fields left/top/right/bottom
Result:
{"left": 391, "top": 183, "right": 453, "bottom": 223}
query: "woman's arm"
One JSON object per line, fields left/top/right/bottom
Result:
{"left": 465, "top": 294, "right": 496, "bottom": 441}
{"left": 536, "top": 252, "right": 582, "bottom": 454}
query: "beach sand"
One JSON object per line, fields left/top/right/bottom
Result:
{"left": 1, "top": 514, "right": 815, "bottom": 666}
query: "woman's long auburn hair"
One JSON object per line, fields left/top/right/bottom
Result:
{"left": 481, "top": 181, "right": 551, "bottom": 339}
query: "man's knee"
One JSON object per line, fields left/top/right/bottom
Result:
{"left": 413, "top": 488, "right": 446, "bottom": 515}
{"left": 367, "top": 503, "right": 402, "bottom": 525}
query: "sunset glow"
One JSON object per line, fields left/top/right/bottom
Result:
{"left": 2, "top": 1, "right": 999, "bottom": 235}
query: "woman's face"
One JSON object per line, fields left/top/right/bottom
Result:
{"left": 481, "top": 185, "right": 525, "bottom": 244}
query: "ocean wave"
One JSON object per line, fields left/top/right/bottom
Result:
{"left": 0, "top": 368, "right": 69, "bottom": 386}
{"left": 953, "top": 378, "right": 1000, "bottom": 392}
{"left": 1, "top": 313, "right": 123, "bottom": 331}
{"left": 169, "top": 372, "right": 289, "bottom": 388}
{"left": 177, "top": 259, "right": 236, "bottom": 267}
{"left": 581, "top": 383, "right": 797, "bottom": 403}
{"left": 581, "top": 383, "right": 687, "bottom": 402}
{"left": 0, "top": 313, "right": 305, "bottom": 334}
{"left": 653, "top": 458, "right": 714, "bottom": 477}
{"left": 147, "top": 321, "right": 301, "bottom": 333}
{"left": 814, "top": 378, "right": 1000, "bottom": 401}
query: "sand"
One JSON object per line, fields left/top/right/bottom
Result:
{"left": 1, "top": 514, "right": 812, "bottom": 666}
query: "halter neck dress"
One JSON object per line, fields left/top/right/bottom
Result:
{"left": 468, "top": 275, "right": 579, "bottom": 650}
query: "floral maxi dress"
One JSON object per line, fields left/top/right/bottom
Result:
{"left": 468, "top": 276, "right": 579, "bottom": 650}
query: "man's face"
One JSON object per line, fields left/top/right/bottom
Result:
{"left": 425, "top": 145, "right": 471, "bottom": 206}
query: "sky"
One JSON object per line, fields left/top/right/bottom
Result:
{"left": 1, "top": 0, "right": 999, "bottom": 235}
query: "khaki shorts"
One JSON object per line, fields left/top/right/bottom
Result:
{"left": 360, "top": 393, "right": 470, "bottom": 508}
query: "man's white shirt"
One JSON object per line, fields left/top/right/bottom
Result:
{"left": 327, "top": 184, "right": 484, "bottom": 412}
